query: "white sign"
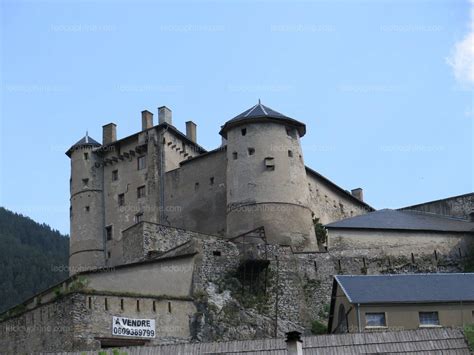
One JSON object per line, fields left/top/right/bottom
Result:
{"left": 112, "top": 316, "right": 156, "bottom": 338}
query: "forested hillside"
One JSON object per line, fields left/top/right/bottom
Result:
{"left": 0, "top": 207, "right": 69, "bottom": 313}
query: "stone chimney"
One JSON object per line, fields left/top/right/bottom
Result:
{"left": 141, "top": 110, "right": 153, "bottom": 130}
{"left": 158, "top": 106, "right": 172, "bottom": 125}
{"left": 186, "top": 121, "right": 197, "bottom": 143}
{"left": 351, "top": 188, "right": 364, "bottom": 202}
{"left": 102, "top": 123, "right": 117, "bottom": 145}
{"left": 286, "top": 331, "right": 303, "bottom": 355}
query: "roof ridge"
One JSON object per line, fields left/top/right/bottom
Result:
{"left": 400, "top": 209, "right": 472, "bottom": 222}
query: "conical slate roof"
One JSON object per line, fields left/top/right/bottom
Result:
{"left": 66, "top": 132, "right": 101, "bottom": 157}
{"left": 219, "top": 101, "right": 306, "bottom": 138}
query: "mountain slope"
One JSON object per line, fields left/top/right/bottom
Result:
{"left": 0, "top": 207, "right": 69, "bottom": 313}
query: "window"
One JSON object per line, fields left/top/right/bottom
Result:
{"left": 213, "top": 251, "right": 221, "bottom": 256}
{"left": 84, "top": 152, "right": 89, "bottom": 160}
{"left": 107, "top": 251, "right": 111, "bottom": 259}
{"left": 105, "top": 226, "right": 113, "bottom": 241}
{"left": 118, "top": 193, "right": 125, "bottom": 206}
{"left": 365, "top": 312, "right": 386, "bottom": 327}
{"left": 210, "top": 177, "right": 214, "bottom": 185}
{"left": 85, "top": 206, "right": 90, "bottom": 212}
{"left": 137, "top": 155, "right": 146, "bottom": 170}
{"left": 195, "top": 182, "right": 199, "bottom": 191}
{"left": 232, "top": 152, "right": 238, "bottom": 160}
{"left": 82, "top": 178, "right": 89, "bottom": 188}
{"left": 419, "top": 312, "right": 439, "bottom": 326}
{"left": 241, "top": 128, "right": 247, "bottom": 136}
{"left": 286, "top": 127, "right": 297, "bottom": 138}
{"left": 248, "top": 148, "right": 255, "bottom": 156}
{"left": 137, "top": 186, "right": 146, "bottom": 198}
{"left": 288, "top": 150, "right": 293, "bottom": 157}
{"left": 264, "top": 157, "right": 275, "bottom": 171}
{"left": 135, "top": 213, "right": 143, "bottom": 223}
{"left": 112, "top": 170, "right": 118, "bottom": 181}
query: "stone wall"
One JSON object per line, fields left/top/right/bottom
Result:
{"left": 122, "top": 222, "right": 194, "bottom": 263}
{"left": 306, "top": 169, "right": 371, "bottom": 225}
{"left": 399, "top": 193, "right": 474, "bottom": 220}
{"left": 0, "top": 294, "right": 76, "bottom": 353}
{"left": 164, "top": 149, "right": 227, "bottom": 237}
{"left": 328, "top": 229, "right": 472, "bottom": 259}
{"left": 0, "top": 292, "right": 197, "bottom": 353}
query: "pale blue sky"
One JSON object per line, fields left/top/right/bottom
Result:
{"left": 1, "top": 0, "right": 473, "bottom": 235}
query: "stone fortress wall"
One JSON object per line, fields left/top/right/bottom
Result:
{"left": 0, "top": 221, "right": 471, "bottom": 352}
{"left": 68, "top": 104, "right": 372, "bottom": 273}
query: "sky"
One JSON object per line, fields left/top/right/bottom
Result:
{"left": 1, "top": 0, "right": 473, "bottom": 235}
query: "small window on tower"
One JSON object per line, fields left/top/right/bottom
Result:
{"left": 85, "top": 206, "right": 90, "bottom": 212}
{"left": 248, "top": 148, "right": 255, "bottom": 156}
{"left": 195, "top": 182, "right": 200, "bottom": 191}
{"left": 137, "top": 155, "right": 146, "bottom": 170}
{"left": 264, "top": 157, "right": 275, "bottom": 171}
{"left": 84, "top": 152, "right": 89, "bottom": 160}
{"left": 286, "top": 127, "right": 297, "bottom": 139}
{"left": 112, "top": 170, "right": 118, "bottom": 181}
{"left": 210, "top": 177, "right": 214, "bottom": 185}
{"left": 135, "top": 213, "right": 143, "bottom": 223}
{"left": 82, "top": 178, "right": 89, "bottom": 188}
{"left": 232, "top": 152, "right": 238, "bottom": 160}
{"left": 118, "top": 194, "right": 125, "bottom": 206}
{"left": 105, "top": 226, "right": 113, "bottom": 241}
{"left": 241, "top": 128, "right": 247, "bottom": 136}
{"left": 288, "top": 150, "right": 293, "bottom": 157}
{"left": 137, "top": 186, "right": 146, "bottom": 198}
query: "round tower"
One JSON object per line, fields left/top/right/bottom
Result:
{"left": 220, "top": 101, "right": 317, "bottom": 251}
{"left": 66, "top": 133, "right": 105, "bottom": 275}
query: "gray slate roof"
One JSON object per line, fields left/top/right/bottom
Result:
{"left": 325, "top": 208, "right": 474, "bottom": 233}
{"left": 66, "top": 133, "right": 101, "bottom": 156}
{"left": 220, "top": 101, "right": 306, "bottom": 138}
{"left": 52, "top": 328, "right": 470, "bottom": 354}
{"left": 336, "top": 273, "right": 474, "bottom": 304}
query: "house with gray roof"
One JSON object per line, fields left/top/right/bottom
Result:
{"left": 328, "top": 273, "right": 474, "bottom": 334}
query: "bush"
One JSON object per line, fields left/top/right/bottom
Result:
{"left": 311, "top": 320, "right": 328, "bottom": 335}
{"left": 465, "top": 324, "right": 474, "bottom": 351}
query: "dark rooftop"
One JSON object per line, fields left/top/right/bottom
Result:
{"left": 65, "top": 133, "right": 101, "bottom": 157}
{"left": 325, "top": 208, "right": 474, "bottom": 233}
{"left": 219, "top": 101, "right": 306, "bottom": 138}
{"left": 335, "top": 273, "right": 474, "bottom": 304}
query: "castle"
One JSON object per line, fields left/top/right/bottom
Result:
{"left": 66, "top": 101, "right": 371, "bottom": 274}
{"left": 0, "top": 102, "right": 472, "bottom": 353}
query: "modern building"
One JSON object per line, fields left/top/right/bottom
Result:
{"left": 328, "top": 273, "right": 474, "bottom": 333}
